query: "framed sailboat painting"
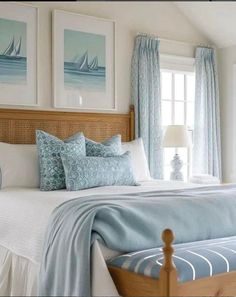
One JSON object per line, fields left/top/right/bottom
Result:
{"left": 53, "top": 10, "right": 116, "bottom": 110}
{"left": 0, "top": 3, "right": 38, "bottom": 106}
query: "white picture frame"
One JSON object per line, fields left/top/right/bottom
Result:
{"left": 0, "top": 2, "right": 38, "bottom": 106}
{"left": 53, "top": 10, "right": 116, "bottom": 111}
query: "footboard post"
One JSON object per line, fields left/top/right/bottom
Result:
{"left": 159, "top": 229, "right": 178, "bottom": 297}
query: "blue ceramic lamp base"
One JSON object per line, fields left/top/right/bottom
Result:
{"left": 170, "top": 153, "right": 183, "bottom": 181}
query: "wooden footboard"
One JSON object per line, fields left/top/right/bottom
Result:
{"left": 108, "top": 229, "right": 236, "bottom": 297}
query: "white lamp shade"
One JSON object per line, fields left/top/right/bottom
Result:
{"left": 163, "top": 125, "right": 192, "bottom": 148}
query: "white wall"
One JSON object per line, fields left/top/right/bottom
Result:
{"left": 9, "top": 1, "right": 209, "bottom": 113}
{"left": 218, "top": 45, "right": 236, "bottom": 182}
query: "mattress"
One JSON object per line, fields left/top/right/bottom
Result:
{"left": 0, "top": 180, "right": 202, "bottom": 296}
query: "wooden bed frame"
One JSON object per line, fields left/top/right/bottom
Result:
{"left": 108, "top": 229, "right": 236, "bottom": 297}
{"left": 0, "top": 106, "right": 235, "bottom": 296}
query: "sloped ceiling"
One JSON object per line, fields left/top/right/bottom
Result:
{"left": 175, "top": 2, "right": 236, "bottom": 48}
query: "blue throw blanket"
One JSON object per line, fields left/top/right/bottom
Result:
{"left": 38, "top": 185, "right": 236, "bottom": 296}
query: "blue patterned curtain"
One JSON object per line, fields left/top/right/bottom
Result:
{"left": 193, "top": 47, "right": 222, "bottom": 179}
{"left": 131, "top": 35, "right": 163, "bottom": 179}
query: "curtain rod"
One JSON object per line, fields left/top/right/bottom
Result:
{"left": 136, "top": 32, "right": 215, "bottom": 49}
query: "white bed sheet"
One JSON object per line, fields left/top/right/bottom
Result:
{"left": 0, "top": 180, "right": 200, "bottom": 296}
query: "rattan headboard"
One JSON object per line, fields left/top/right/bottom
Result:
{"left": 0, "top": 105, "right": 135, "bottom": 144}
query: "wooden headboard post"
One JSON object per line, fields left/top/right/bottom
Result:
{"left": 0, "top": 106, "right": 135, "bottom": 144}
{"left": 129, "top": 105, "right": 135, "bottom": 141}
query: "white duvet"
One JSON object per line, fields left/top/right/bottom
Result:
{"left": 0, "top": 180, "right": 200, "bottom": 296}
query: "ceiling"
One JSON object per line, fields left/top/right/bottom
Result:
{"left": 174, "top": 2, "right": 236, "bottom": 48}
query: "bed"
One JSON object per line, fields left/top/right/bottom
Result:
{"left": 0, "top": 106, "right": 236, "bottom": 297}
{"left": 0, "top": 180, "right": 199, "bottom": 296}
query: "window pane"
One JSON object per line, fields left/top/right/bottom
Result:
{"left": 174, "top": 73, "right": 184, "bottom": 100}
{"left": 182, "top": 165, "right": 188, "bottom": 182}
{"left": 187, "top": 102, "right": 194, "bottom": 128}
{"left": 174, "top": 102, "right": 184, "bottom": 124}
{"left": 164, "top": 148, "right": 175, "bottom": 166}
{"left": 177, "top": 148, "right": 188, "bottom": 164}
{"left": 164, "top": 166, "right": 171, "bottom": 180}
{"left": 162, "top": 100, "right": 172, "bottom": 126}
{"left": 186, "top": 75, "right": 195, "bottom": 101}
{"left": 161, "top": 72, "right": 172, "bottom": 99}
{"left": 161, "top": 69, "right": 195, "bottom": 181}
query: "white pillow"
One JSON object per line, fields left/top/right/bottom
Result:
{"left": 0, "top": 142, "right": 39, "bottom": 188}
{"left": 122, "top": 138, "right": 151, "bottom": 181}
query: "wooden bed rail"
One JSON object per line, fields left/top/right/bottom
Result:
{"left": 159, "top": 229, "right": 178, "bottom": 296}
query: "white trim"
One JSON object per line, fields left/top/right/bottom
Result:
{"left": 160, "top": 54, "right": 195, "bottom": 72}
{"left": 230, "top": 64, "right": 236, "bottom": 181}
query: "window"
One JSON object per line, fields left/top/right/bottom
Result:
{"left": 161, "top": 70, "right": 195, "bottom": 181}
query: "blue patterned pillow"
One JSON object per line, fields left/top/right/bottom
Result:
{"left": 36, "top": 130, "right": 86, "bottom": 191}
{"left": 86, "top": 135, "right": 123, "bottom": 157}
{"left": 61, "top": 151, "right": 138, "bottom": 191}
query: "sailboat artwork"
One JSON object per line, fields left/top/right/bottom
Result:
{"left": 65, "top": 51, "right": 105, "bottom": 76}
{"left": 89, "top": 56, "right": 98, "bottom": 71}
{"left": 0, "top": 18, "right": 27, "bottom": 84}
{"left": 2, "top": 37, "right": 23, "bottom": 58}
{"left": 64, "top": 29, "right": 106, "bottom": 92}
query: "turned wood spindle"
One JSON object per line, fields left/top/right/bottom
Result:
{"left": 159, "top": 229, "right": 178, "bottom": 296}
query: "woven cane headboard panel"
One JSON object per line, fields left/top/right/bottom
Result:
{"left": 0, "top": 106, "right": 135, "bottom": 144}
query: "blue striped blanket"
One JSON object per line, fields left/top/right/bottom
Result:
{"left": 38, "top": 185, "right": 236, "bottom": 296}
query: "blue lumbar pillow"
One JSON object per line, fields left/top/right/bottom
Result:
{"left": 86, "top": 135, "right": 123, "bottom": 157}
{"left": 61, "top": 151, "right": 138, "bottom": 191}
{"left": 36, "top": 130, "right": 86, "bottom": 191}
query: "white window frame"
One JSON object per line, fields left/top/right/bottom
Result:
{"left": 160, "top": 54, "right": 195, "bottom": 180}
{"left": 160, "top": 54, "right": 195, "bottom": 72}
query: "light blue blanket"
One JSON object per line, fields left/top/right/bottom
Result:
{"left": 38, "top": 185, "right": 236, "bottom": 296}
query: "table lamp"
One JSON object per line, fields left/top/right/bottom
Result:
{"left": 163, "top": 125, "right": 192, "bottom": 181}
